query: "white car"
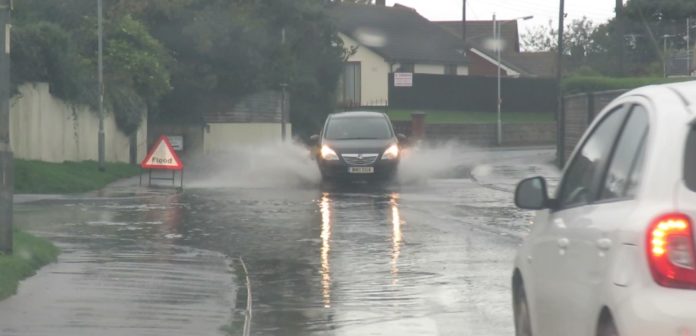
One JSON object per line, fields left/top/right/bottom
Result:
{"left": 512, "top": 81, "right": 696, "bottom": 336}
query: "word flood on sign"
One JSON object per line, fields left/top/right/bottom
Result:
{"left": 141, "top": 136, "right": 184, "bottom": 188}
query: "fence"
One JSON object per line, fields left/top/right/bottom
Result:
{"left": 393, "top": 121, "right": 555, "bottom": 147}
{"left": 389, "top": 73, "right": 557, "bottom": 114}
{"left": 558, "top": 90, "right": 627, "bottom": 166}
{"left": 10, "top": 83, "right": 147, "bottom": 163}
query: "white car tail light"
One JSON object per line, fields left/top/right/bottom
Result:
{"left": 647, "top": 214, "right": 696, "bottom": 289}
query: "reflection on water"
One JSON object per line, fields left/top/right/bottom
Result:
{"left": 318, "top": 191, "right": 406, "bottom": 306}
{"left": 320, "top": 192, "right": 332, "bottom": 308}
{"left": 390, "top": 193, "right": 403, "bottom": 285}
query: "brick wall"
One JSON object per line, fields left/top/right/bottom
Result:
{"left": 393, "top": 121, "right": 555, "bottom": 146}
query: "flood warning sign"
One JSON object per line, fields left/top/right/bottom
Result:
{"left": 141, "top": 136, "right": 183, "bottom": 170}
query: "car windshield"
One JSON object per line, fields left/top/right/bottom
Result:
{"left": 324, "top": 117, "right": 392, "bottom": 140}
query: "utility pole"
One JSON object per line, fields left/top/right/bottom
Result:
{"left": 556, "top": 0, "right": 565, "bottom": 167}
{"left": 0, "top": 0, "right": 12, "bottom": 255}
{"left": 97, "top": 0, "right": 105, "bottom": 171}
{"left": 280, "top": 27, "right": 288, "bottom": 142}
{"left": 615, "top": 0, "right": 624, "bottom": 76}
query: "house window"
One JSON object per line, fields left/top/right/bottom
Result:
{"left": 397, "top": 63, "right": 414, "bottom": 72}
{"left": 338, "top": 62, "right": 361, "bottom": 107}
{"left": 445, "top": 65, "right": 457, "bottom": 75}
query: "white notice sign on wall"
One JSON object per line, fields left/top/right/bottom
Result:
{"left": 394, "top": 72, "right": 413, "bottom": 87}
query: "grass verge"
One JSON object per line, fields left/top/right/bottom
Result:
{"left": 0, "top": 231, "right": 60, "bottom": 301}
{"left": 385, "top": 109, "right": 554, "bottom": 124}
{"left": 15, "top": 160, "right": 141, "bottom": 194}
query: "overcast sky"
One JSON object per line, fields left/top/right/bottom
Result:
{"left": 386, "top": 0, "right": 621, "bottom": 33}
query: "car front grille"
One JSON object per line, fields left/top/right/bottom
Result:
{"left": 342, "top": 153, "right": 379, "bottom": 165}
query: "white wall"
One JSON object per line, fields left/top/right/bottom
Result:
{"left": 414, "top": 64, "right": 444, "bottom": 75}
{"left": 203, "top": 123, "right": 291, "bottom": 153}
{"left": 10, "top": 83, "right": 147, "bottom": 163}
{"left": 457, "top": 66, "right": 469, "bottom": 75}
{"left": 340, "top": 33, "right": 390, "bottom": 106}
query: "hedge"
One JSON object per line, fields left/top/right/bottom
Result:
{"left": 562, "top": 76, "right": 693, "bottom": 95}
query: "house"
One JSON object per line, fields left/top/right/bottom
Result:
{"left": 330, "top": 3, "right": 469, "bottom": 107}
{"left": 438, "top": 20, "right": 557, "bottom": 78}
{"left": 149, "top": 90, "right": 289, "bottom": 157}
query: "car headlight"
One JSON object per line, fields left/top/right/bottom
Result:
{"left": 321, "top": 145, "right": 339, "bottom": 160}
{"left": 382, "top": 144, "right": 399, "bottom": 160}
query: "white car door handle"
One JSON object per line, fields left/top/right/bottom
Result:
{"left": 596, "top": 238, "right": 612, "bottom": 251}
{"left": 557, "top": 238, "right": 569, "bottom": 248}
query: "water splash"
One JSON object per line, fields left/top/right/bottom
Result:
{"left": 397, "top": 141, "right": 487, "bottom": 184}
{"left": 186, "top": 142, "right": 321, "bottom": 189}
{"left": 183, "top": 141, "right": 525, "bottom": 189}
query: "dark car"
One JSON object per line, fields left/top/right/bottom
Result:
{"left": 310, "top": 111, "right": 405, "bottom": 182}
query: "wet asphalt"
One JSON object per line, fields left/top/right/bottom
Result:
{"left": 1, "top": 147, "right": 557, "bottom": 336}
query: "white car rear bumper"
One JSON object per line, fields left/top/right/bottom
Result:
{"left": 615, "top": 286, "right": 696, "bottom": 336}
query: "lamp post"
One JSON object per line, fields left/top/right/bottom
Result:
{"left": 494, "top": 14, "right": 533, "bottom": 146}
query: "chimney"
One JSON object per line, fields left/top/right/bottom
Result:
{"left": 462, "top": 0, "right": 467, "bottom": 43}
{"left": 376, "top": 0, "right": 385, "bottom": 6}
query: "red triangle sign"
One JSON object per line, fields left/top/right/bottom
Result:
{"left": 141, "top": 136, "right": 184, "bottom": 170}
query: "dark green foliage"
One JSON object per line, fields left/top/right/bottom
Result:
{"left": 562, "top": 76, "right": 692, "bottom": 94}
{"left": 11, "top": 22, "right": 97, "bottom": 108}
{"left": 11, "top": 0, "right": 345, "bottom": 136}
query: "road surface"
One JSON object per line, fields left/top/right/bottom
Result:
{"left": 3, "top": 146, "right": 557, "bottom": 336}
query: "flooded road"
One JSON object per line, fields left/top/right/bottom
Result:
{"left": 3, "top": 147, "right": 557, "bottom": 336}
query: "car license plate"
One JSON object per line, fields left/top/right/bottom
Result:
{"left": 348, "top": 167, "right": 374, "bottom": 174}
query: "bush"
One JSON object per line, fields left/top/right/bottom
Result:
{"left": 562, "top": 76, "right": 692, "bottom": 94}
{"left": 11, "top": 22, "right": 97, "bottom": 108}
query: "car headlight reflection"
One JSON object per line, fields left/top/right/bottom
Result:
{"left": 382, "top": 144, "right": 399, "bottom": 160}
{"left": 321, "top": 145, "right": 339, "bottom": 161}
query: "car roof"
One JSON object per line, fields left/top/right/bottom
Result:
{"left": 623, "top": 81, "right": 695, "bottom": 108}
{"left": 663, "top": 80, "right": 696, "bottom": 107}
{"left": 330, "top": 111, "right": 387, "bottom": 119}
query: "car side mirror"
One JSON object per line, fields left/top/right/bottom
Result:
{"left": 309, "top": 134, "right": 319, "bottom": 144}
{"left": 515, "top": 176, "right": 551, "bottom": 210}
{"left": 397, "top": 133, "right": 407, "bottom": 143}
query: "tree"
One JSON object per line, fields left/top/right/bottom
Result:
{"left": 12, "top": 0, "right": 173, "bottom": 134}
{"left": 522, "top": 17, "right": 600, "bottom": 72}
{"left": 11, "top": 0, "right": 346, "bottom": 136}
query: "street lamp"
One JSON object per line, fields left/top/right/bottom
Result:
{"left": 493, "top": 14, "right": 534, "bottom": 146}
